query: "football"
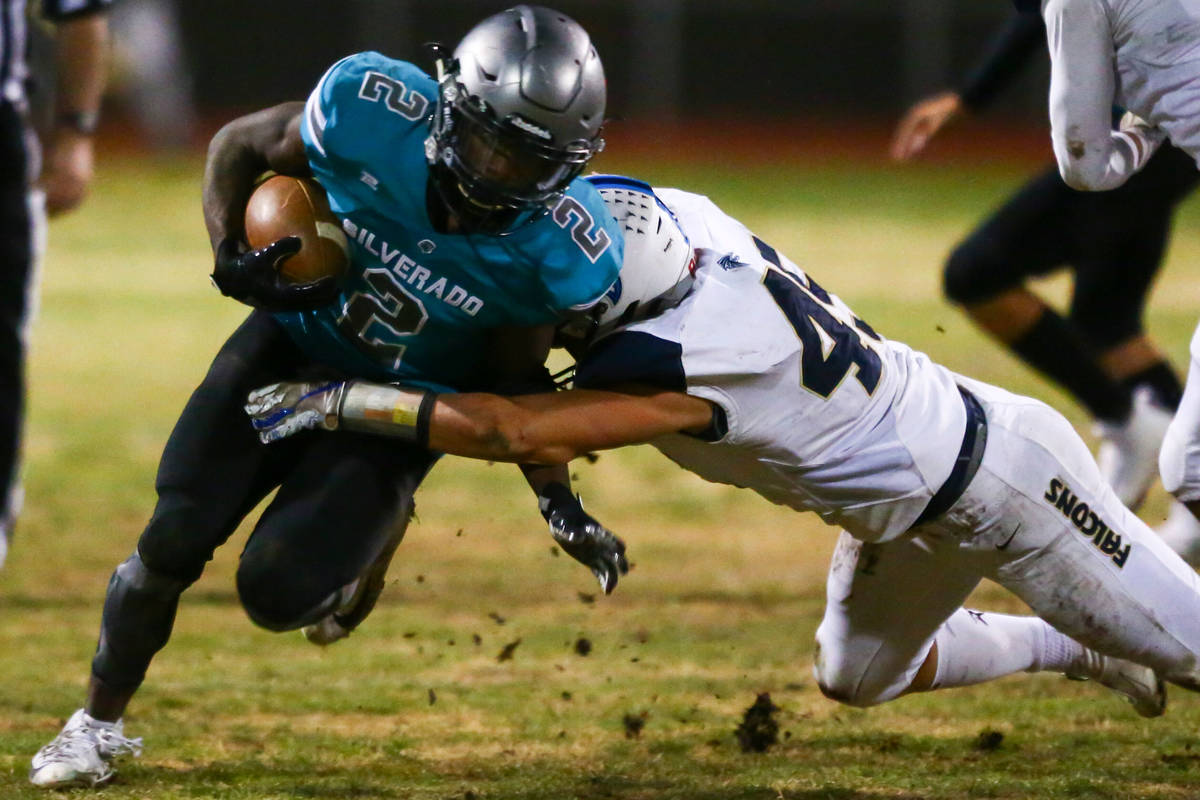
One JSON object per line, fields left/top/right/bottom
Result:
{"left": 244, "top": 175, "right": 350, "bottom": 283}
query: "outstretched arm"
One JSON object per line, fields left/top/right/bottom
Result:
{"left": 245, "top": 380, "right": 715, "bottom": 591}
{"left": 430, "top": 387, "right": 716, "bottom": 463}
{"left": 245, "top": 380, "right": 715, "bottom": 461}
{"left": 890, "top": 13, "right": 1044, "bottom": 161}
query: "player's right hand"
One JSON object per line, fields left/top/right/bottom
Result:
{"left": 539, "top": 482, "right": 629, "bottom": 594}
{"left": 211, "top": 237, "right": 341, "bottom": 312}
{"left": 245, "top": 380, "right": 347, "bottom": 443}
{"left": 889, "top": 91, "right": 964, "bottom": 161}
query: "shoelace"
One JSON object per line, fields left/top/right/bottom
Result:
{"left": 37, "top": 724, "right": 143, "bottom": 764}
{"left": 94, "top": 727, "right": 144, "bottom": 758}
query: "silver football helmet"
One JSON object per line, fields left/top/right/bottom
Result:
{"left": 426, "top": 5, "right": 606, "bottom": 229}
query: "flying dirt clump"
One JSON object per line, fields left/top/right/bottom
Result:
{"left": 735, "top": 693, "right": 781, "bottom": 753}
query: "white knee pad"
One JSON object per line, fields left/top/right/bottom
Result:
{"left": 812, "top": 628, "right": 914, "bottom": 708}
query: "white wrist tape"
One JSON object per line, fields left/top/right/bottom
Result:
{"left": 338, "top": 382, "right": 437, "bottom": 445}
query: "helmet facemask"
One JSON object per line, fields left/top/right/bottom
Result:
{"left": 427, "top": 59, "right": 603, "bottom": 234}
{"left": 424, "top": 6, "right": 607, "bottom": 234}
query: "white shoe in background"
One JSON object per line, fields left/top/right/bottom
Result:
{"left": 1095, "top": 386, "right": 1174, "bottom": 509}
{"left": 1155, "top": 500, "right": 1200, "bottom": 568}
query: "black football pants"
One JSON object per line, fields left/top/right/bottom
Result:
{"left": 91, "top": 311, "right": 436, "bottom": 690}
{"left": 943, "top": 143, "right": 1200, "bottom": 349}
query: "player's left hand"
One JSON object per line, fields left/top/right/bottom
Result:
{"left": 212, "top": 237, "right": 341, "bottom": 311}
{"left": 245, "top": 380, "right": 347, "bottom": 443}
{"left": 539, "top": 482, "right": 629, "bottom": 594}
{"left": 889, "top": 91, "right": 963, "bottom": 161}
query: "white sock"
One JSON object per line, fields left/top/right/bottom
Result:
{"left": 931, "top": 608, "right": 1088, "bottom": 689}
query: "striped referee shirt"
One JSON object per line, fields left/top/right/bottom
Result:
{"left": 1, "top": 0, "right": 111, "bottom": 105}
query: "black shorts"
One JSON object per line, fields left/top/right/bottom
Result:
{"left": 136, "top": 310, "right": 437, "bottom": 625}
{"left": 943, "top": 144, "right": 1199, "bottom": 347}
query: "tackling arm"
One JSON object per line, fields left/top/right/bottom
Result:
{"left": 244, "top": 380, "right": 714, "bottom": 593}
{"left": 245, "top": 379, "right": 716, "bottom": 463}
{"left": 430, "top": 388, "right": 716, "bottom": 464}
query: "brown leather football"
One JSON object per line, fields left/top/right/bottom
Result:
{"left": 244, "top": 175, "right": 350, "bottom": 283}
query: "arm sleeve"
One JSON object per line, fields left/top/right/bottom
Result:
{"left": 958, "top": 13, "right": 1045, "bottom": 112}
{"left": 1161, "top": 325, "right": 1200, "bottom": 503}
{"left": 41, "top": 0, "right": 111, "bottom": 21}
{"left": 1046, "top": 0, "right": 1161, "bottom": 190}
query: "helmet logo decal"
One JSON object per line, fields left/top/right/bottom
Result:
{"left": 509, "top": 116, "right": 553, "bottom": 140}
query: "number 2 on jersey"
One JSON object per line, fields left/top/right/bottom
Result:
{"left": 338, "top": 268, "right": 428, "bottom": 370}
{"left": 755, "top": 236, "right": 882, "bottom": 398}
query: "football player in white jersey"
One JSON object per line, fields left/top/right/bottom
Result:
{"left": 1031, "top": 0, "right": 1200, "bottom": 190}
{"left": 248, "top": 176, "right": 1200, "bottom": 717}
{"left": 1021, "top": 0, "right": 1200, "bottom": 533}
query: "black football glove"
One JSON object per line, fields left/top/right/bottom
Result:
{"left": 539, "top": 482, "right": 629, "bottom": 594}
{"left": 211, "top": 236, "right": 341, "bottom": 312}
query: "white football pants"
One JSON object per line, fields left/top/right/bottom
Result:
{"left": 815, "top": 375, "right": 1200, "bottom": 706}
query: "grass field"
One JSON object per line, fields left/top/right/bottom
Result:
{"left": 3, "top": 143, "right": 1200, "bottom": 798}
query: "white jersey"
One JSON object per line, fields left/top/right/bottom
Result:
{"left": 1043, "top": 0, "right": 1200, "bottom": 189}
{"left": 573, "top": 188, "right": 966, "bottom": 543}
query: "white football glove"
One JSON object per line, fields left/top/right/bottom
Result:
{"left": 245, "top": 381, "right": 347, "bottom": 443}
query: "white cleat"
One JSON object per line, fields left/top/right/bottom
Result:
{"left": 1095, "top": 386, "right": 1174, "bottom": 509}
{"left": 1155, "top": 500, "right": 1200, "bottom": 568}
{"left": 29, "top": 708, "right": 143, "bottom": 787}
{"left": 1067, "top": 652, "right": 1166, "bottom": 718}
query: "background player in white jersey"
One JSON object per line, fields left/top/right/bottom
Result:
{"left": 253, "top": 176, "right": 1200, "bottom": 721}
{"left": 890, "top": 11, "right": 1200, "bottom": 561}
{"left": 1017, "top": 0, "right": 1200, "bottom": 539}
{"left": 29, "top": 6, "right": 629, "bottom": 788}
{"left": 1029, "top": 0, "right": 1200, "bottom": 188}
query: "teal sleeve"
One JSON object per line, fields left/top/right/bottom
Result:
{"left": 301, "top": 52, "right": 435, "bottom": 176}
{"left": 538, "top": 181, "right": 624, "bottom": 311}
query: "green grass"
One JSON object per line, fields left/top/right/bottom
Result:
{"left": 2, "top": 149, "right": 1200, "bottom": 797}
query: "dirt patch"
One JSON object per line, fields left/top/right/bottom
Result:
{"left": 974, "top": 729, "right": 1004, "bottom": 752}
{"left": 623, "top": 711, "right": 648, "bottom": 739}
{"left": 735, "top": 693, "right": 781, "bottom": 753}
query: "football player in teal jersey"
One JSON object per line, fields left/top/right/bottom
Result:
{"left": 30, "top": 5, "right": 627, "bottom": 788}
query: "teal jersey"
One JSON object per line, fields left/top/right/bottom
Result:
{"left": 275, "top": 51, "right": 622, "bottom": 392}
